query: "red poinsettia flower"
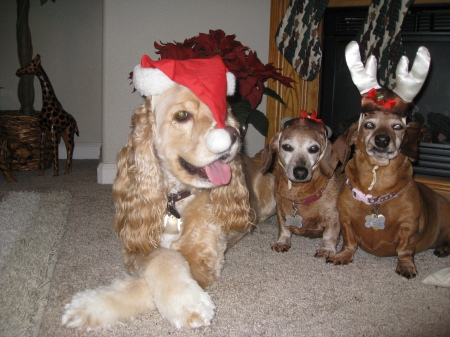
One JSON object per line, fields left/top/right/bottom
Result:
{"left": 225, "top": 50, "right": 296, "bottom": 109}
{"left": 154, "top": 41, "right": 197, "bottom": 60}
{"left": 191, "top": 30, "right": 247, "bottom": 57}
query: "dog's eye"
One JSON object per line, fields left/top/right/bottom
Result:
{"left": 392, "top": 124, "right": 404, "bottom": 131}
{"left": 309, "top": 145, "right": 319, "bottom": 154}
{"left": 281, "top": 144, "right": 293, "bottom": 152}
{"left": 175, "top": 110, "right": 190, "bottom": 121}
{"left": 364, "top": 122, "right": 375, "bottom": 129}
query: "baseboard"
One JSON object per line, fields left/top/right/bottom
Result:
{"left": 58, "top": 143, "right": 101, "bottom": 159}
{"left": 97, "top": 163, "right": 117, "bottom": 184}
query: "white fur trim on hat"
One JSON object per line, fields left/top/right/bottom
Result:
{"left": 134, "top": 61, "right": 236, "bottom": 98}
{"left": 133, "top": 64, "right": 174, "bottom": 97}
{"left": 226, "top": 72, "right": 236, "bottom": 96}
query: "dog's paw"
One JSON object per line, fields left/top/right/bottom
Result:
{"left": 326, "top": 253, "right": 353, "bottom": 265}
{"left": 62, "top": 277, "right": 154, "bottom": 331}
{"left": 156, "top": 282, "right": 215, "bottom": 329}
{"left": 433, "top": 245, "right": 450, "bottom": 257}
{"left": 271, "top": 242, "right": 291, "bottom": 252}
{"left": 62, "top": 289, "right": 116, "bottom": 331}
{"left": 395, "top": 265, "right": 418, "bottom": 279}
{"left": 315, "top": 248, "right": 335, "bottom": 259}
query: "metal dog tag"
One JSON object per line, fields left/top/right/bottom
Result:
{"left": 161, "top": 214, "right": 183, "bottom": 248}
{"left": 163, "top": 214, "right": 181, "bottom": 234}
{"left": 365, "top": 214, "right": 385, "bottom": 230}
{"left": 286, "top": 215, "right": 303, "bottom": 228}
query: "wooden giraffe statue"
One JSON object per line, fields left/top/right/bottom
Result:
{"left": 16, "top": 54, "right": 79, "bottom": 176}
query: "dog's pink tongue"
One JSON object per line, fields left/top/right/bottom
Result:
{"left": 205, "top": 160, "right": 231, "bottom": 186}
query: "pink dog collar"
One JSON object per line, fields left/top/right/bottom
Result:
{"left": 346, "top": 179, "right": 398, "bottom": 205}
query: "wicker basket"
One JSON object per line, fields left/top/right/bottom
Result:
{"left": 0, "top": 111, "right": 52, "bottom": 172}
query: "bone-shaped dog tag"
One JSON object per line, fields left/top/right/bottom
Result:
{"left": 163, "top": 214, "right": 181, "bottom": 235}
{"left": 161, "top": 214, "right": 183, "bottom": 248}
{"left": 286, "top": 215, "right": 303, "bottom": 228}
{"left": 365, "top": 214, "right": 385, "bottom": 230}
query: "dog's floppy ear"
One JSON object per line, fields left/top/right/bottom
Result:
{"left": 211, "top": 157, "right": 252, "bottom": 233}
{"left": 333, "top": 122, "right": 358, "bottom": 171}
{"left": 319, "top": 139, "right": 339, "bottom": 178}
{"left": 400, "top": 121, "right": 421, "bottom": 161}
{"left": 113, "top": 97, "right": 167, "bottom": 253}
{"left": 261, "top": 132, "right": 281, "bottom": 173}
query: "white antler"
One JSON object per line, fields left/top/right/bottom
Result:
{"left": 392, "top": 46, "right": 431, "bottom": 102}
{"left": 345, "top": 41, "right": 381, "bottom": 94}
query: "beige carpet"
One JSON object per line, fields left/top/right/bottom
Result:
{"left": 0, "top": 191, "right": 72, "bottom": 337}
{"left": 1, "top": 160, "right": 449, "bottom": 337}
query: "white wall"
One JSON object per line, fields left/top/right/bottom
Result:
{"left": 0, "top": 0, "right": 103, "bottom": 158}
{"left": 0, "top": 0, "right": 272, "bottom": 183}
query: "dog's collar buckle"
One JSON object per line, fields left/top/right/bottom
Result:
{"left": 346, "top": 179, "right": 398, "bottom": 205}
{"left": 166, "top": 189, "right": 192, "bottom": 218}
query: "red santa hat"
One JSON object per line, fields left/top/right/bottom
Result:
{"left": 133, "top": 55, "right": 236, "bottom": 153}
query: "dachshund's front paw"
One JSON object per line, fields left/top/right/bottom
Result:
{"left": 326, "top": 252, "right": 353, "bottom": 265}
{"left": 395, "top": 264, "right": 417, "bottom": 279}
{"left": 271, "top": 242, "right": 291, "bottom": 252}
{"left": 433, "top": 245, "right": 450, "bottom": 257}
{"left": 315, "top": 248, "right": 335, "bottom": 259}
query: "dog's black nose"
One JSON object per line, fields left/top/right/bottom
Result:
{"left": 225, "top": 126, "right": 238, "bottom": 146}
{"left": 293, "top": 167, "right": 308, "bottom": 180}
{"left": 375, "top": 134, "right": 390, "bottom": 148}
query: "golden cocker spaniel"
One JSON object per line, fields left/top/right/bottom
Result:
{"left": 62, "top": 82, "right": 276, "bottom": 330}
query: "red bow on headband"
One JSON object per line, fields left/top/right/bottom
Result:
{"left": 299, "top": 110, "right": 324, "bottom": 124}
{"left": 367, "top": 88, "right": 397, "bottom": 109}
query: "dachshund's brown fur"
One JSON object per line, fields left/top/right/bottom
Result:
{"left": 328, "top": 113, "right": 450, "bottom": 278}
{"left": 262, "top": 121, "right": 341, "bottom": 258}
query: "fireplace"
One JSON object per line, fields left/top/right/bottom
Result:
{"left": 320, "top": 4, "right": 450, "bottom": 178}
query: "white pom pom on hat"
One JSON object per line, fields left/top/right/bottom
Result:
{"left": 206, "top": 129, "right": 232, "bottom": 153}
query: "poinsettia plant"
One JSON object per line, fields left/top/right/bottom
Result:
{"left": 153, "top": 29, "right": 294, "bottom": 137}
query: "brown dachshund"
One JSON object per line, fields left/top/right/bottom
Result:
{"left": 328, "top": 113, "right": 450, "bottom": 278}
{"left": 262, "top": 117, "right": 341, "bottom": 258}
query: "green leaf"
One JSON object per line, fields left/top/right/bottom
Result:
{"left": 230, "top": 99, "right": 269, "bottom": 137}
{"left": 263, "top": 87, "right": 288, "bottom": 107}
{"left": 247, "top": 109, "right": 269, "bottom": 137}
{"left": 230, "top": 99, "right": 252, "bottom": 127}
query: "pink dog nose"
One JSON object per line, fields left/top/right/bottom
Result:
{"left": 206, "top": 126, "right": 238, "bottom": 153}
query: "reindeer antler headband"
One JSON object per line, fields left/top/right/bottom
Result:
{"left": 345, "top": 41, "right": 431, "bottom": 117}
